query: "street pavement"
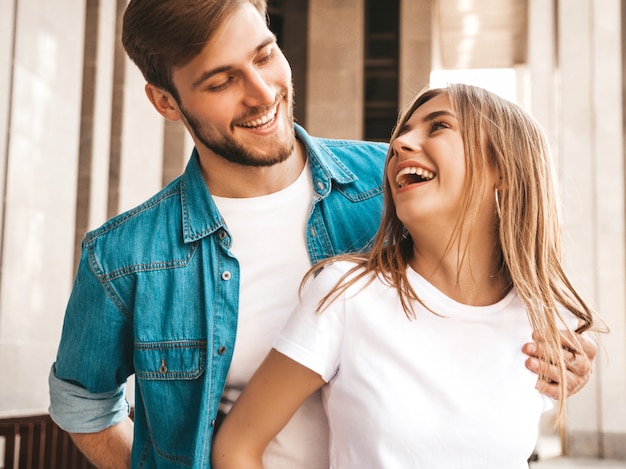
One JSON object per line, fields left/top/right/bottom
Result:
{"left": 531, "top": 457, "right": 626, "bottom": 468}
{"left": 530, "top": 435, "right": 626, "bottom": 468}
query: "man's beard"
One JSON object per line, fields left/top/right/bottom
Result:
{"left": 179, "top": 89, "right": 296, "bottom": 167}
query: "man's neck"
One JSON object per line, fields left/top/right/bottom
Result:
{"left": 197, "top": 139, "right": 307, "bottom": 198}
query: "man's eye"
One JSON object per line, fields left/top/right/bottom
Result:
{"left": 208, "top": 76, "right": 234, "bottom": 92}
{"left": 257, "top": 50, "right": 274, "bottom": 65}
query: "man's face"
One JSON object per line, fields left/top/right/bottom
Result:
{"left": 171, "top": 3, "right": 295, "bottom": 167}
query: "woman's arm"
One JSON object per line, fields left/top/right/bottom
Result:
{"left": 212, "top": 349, "right": 326, "bottom": 469}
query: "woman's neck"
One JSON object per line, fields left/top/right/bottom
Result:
{"left": 408, "top": 231, "right": 510, "bottom": 306}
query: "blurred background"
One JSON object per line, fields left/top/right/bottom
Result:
{"left": 0, "top": 0, "right": 624, "bottom": 466}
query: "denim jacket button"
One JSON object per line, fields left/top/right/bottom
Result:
{"left": 316, "top": 181, "right": 325, "bottom": 191}
{"left": 221, "top": 271, "right": 231, "bottom": 281}
{"left": 217, "top": 346, "right": 227, "bottom": 355}
{"left": 219, "top": 230, "right": 227, "bottom": 240}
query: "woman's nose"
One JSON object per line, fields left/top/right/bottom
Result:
{"left": 392, "top": 136, "right": 420, "bottom": 157}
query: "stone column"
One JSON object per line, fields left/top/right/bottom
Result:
{"left": 399, "top": 0, "right": 432, "bottom": 110}
{"left": 307, "top": 0, "right": 365, "bottom": 139}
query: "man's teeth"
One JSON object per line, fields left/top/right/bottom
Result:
{"left": 395, "top": 166, "right": 435, "bottom": 188}
{"left": 240, "top": 109, "right": 277, "bottom": 128}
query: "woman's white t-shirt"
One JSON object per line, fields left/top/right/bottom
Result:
{"left": 274, "top": 261, "right": 553, "bottom": 469}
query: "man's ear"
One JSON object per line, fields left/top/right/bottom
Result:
{"left": 145, "top": 83, "right": 182, "bottom": 121}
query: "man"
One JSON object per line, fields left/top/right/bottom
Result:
{"left": 49, "top": 0, "right": 596, "bottom": 467}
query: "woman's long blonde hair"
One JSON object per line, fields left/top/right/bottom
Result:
{"left": 304, "top": 83, "right": 605, "bottom": 422}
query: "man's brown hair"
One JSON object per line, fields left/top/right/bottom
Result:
{"left": 122, "top": 0, "right": 268, "bottom": 101}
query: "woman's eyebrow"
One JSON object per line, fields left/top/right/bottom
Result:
{"left": 422, "top": 109, "right": 457, "bottom": 123}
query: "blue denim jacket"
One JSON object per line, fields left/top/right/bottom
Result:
{"left": 49, "top": 125, "right": 387, "bottom": 468}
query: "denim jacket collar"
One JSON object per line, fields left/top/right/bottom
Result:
{"left": 180, "top": 124, "right": 359, "bottom": 244}
{"left": 180, "top": 150, "right": 225, "bottom": 244}
{"left": 294, "top": 124, "right": 359, "bottom": 192}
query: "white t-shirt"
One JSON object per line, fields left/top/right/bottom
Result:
{"left": 274, "top": 261, "right": 554, "bottom": 469}
{"left": 213, "top": 164, "right": 329, "bottom": 469}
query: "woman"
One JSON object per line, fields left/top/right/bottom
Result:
{"left": 212, "top": 84, "right": 605, "bottom": 468}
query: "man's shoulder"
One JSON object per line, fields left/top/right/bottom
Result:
{"left": 85, "top": 177, "right": 184, "bottom": 247}
{"left": 76, "top": 176, "right": 199, "bottom": 278}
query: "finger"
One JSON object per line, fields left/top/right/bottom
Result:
{"left": 560, "top": 331, "right": 595, "bottom": 380}
{"left": 576, "top": 331, "right": 598, "bottom": 360}
{"left": 528, "top": 330, "right": 596, "bottom": 364}
{"left": 525, "top": 329, "right": 597, "bottom": 399}
{"left": 526, "top": 354, "right": 590, "bottom": 399}
{"left": 566, "top": 365, "right": 591, "bottom": 396}
{"left": 535, "top": 376, "right": 560, "bottom": 400}
{"left": 521, "top": 342, "right": 539, "bottom": 358}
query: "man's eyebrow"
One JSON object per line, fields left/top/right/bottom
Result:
{"left": 191, "top": 36, "right": 277, "bottom": 89}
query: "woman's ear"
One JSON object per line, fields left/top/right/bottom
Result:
{"left": 145, "top": 84, "right": 182, "bottom": 121}
{"left": 494, "top": 173, "right": 507, "bottom": 191}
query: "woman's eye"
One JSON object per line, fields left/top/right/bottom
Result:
{"left": 431, "top": 121, "right": 451, "bottom": 131}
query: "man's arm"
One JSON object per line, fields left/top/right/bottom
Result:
{"left": 70, "top": 417, "right": 133, "bottom": 469}
{"left": 523, "top": 330, "right": 597, "bottom": 399}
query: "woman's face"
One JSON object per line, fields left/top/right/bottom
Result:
{"left": 386, "top": 93, "right": 468, "bottom": 232}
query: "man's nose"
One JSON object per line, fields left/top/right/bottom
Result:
{"left": 243, "top": 70, "right": 275, "bottom": 107}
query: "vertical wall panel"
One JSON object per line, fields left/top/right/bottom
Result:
{"left": 0, "top": 0, "right": 16, "bottom": 254}
{"left": 589, "top": 0, "right": 626, "bottom": 458}
{"left": 558, "top": 0, "right": 601, "bottom": 455}
{"left": 558, "top": 0, "right": 626, "bottom": 458}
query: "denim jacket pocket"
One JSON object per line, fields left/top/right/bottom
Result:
{"left": 135, "top": 340, "right": 206, "bottom": 380}
{"left": 134, "top": 340, "right": 207, "bottom": 465}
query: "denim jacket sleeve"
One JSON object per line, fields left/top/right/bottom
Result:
{"left": 49, "top": 237, "right": 135, "bottom": 432}
{"left": 48, "top": 365, "right": 130, "bottom": 432}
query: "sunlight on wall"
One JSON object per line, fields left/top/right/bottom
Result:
{"left": 430, "top": 68, "right": 517, "bottom": 103}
